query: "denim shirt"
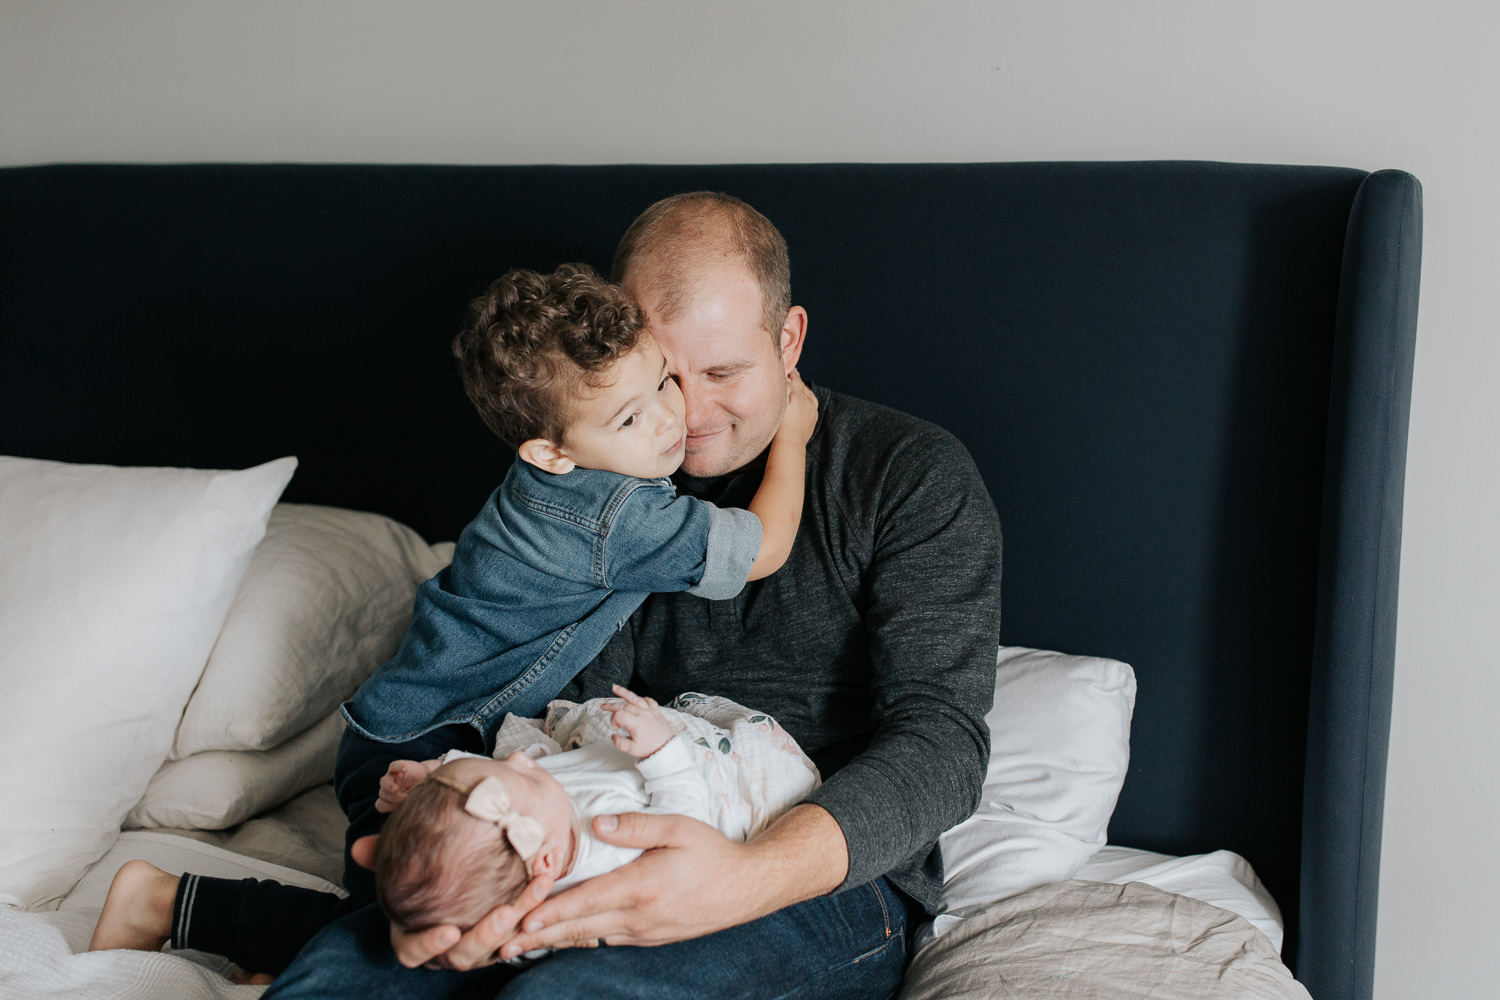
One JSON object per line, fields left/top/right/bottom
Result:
{"left": 342, "top": 460, "right": 761, "bottom": 749}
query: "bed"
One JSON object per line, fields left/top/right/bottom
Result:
{"left": 0, "top": 161, "right": 1421, "bottom": 1000}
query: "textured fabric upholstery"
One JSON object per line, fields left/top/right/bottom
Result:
{"left": 0, "top": 161, "right": 1421, "bottom": 1000}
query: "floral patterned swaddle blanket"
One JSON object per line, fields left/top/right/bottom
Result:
{"left": 490, "top": 693, "right": 822, "bottom": 841}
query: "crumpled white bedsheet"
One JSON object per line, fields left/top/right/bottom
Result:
{"left": 0, "top": 907, "right": 262, "bottom": 1000}
{"left": 0, "top": 831, "right": 343, "bottom": 1000}
{"left": 0, "top": 803, "right": 1293, "bottom": 1000}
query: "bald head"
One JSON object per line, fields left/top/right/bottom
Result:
{"left": 612, "top": 191, "right": 791, "bottom": 340}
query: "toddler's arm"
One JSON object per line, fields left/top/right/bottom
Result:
{"left": 746, "top": 371, "right": 818, "bottom": 580}
{"left": 598, "top": 377, "right": 814, "bottom": 596}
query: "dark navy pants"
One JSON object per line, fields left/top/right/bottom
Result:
{"left": 263, "top": 877, "right": 914, "bottom": 1000}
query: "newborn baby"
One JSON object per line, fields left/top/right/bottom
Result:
{"left": 374, "top": 686, "right": 821, "bottom": 931}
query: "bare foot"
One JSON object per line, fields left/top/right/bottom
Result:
{"left": 88, "top": 859, "right": 179, "bottom": 952}
{"left": 228, "top": 968, "right": 275, "bottom": 985}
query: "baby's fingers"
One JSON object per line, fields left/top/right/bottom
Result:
{"left": 610, "top": 684, "right": 657, "bottom": 709}
{"left": 611, "top": 706, "right": 658, "bottom": 737}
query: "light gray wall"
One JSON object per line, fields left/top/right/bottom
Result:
{"left": 3, "top": 2, "right": 1495, "bottom": 996}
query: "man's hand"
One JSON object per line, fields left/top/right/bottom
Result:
{"left": 374, "top": 758, "right": 442, "bottom": 814}
{"left": 350, "top": 834, "right": 558, "bottom": 970}
{"left": 389, "top": 872, "right": 558, "bottom": 970}
{"left": 603, "top": 684, "right": 674, "bottom": 758}
{"left": 495, "top": 803, "right": 847, "bottom": 958}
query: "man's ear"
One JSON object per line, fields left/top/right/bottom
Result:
{"left": 778, "top": 306, "right": 808, "bottom": 373}
{"left": 518, "top": 438, "right": 576, "bottom": 475}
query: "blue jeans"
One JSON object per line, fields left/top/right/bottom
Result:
{"left": 263, "top": 878, "right": 914, "bottom": 1000}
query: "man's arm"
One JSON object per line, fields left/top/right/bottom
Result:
{"left": 516, "top": 800, "right": 845, "bottom": 954}
{"left": 391, "top": 800, "right": 847, "bottom": 968}
{"left": 802, "top": 424, "right": 1000, "bottom": 898}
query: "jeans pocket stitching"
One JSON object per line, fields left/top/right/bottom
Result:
{"left": 847, "top": 932, "right": 901, "bottom": 968}
{"left": 871, "top": 880, "right": 893, "bottom": 940}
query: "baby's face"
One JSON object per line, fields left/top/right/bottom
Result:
{"left": 435, "top": 753, "right": 574, "bottom": 853}
{"left": 556, "top": 334, "right": 687, "bottom": 480}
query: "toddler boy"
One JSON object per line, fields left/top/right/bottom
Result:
{"left": 88, "top": 262, "right": 816, "bottom": 970}
{"left": 343, "top": 262, "right": 817, "bottom": 749}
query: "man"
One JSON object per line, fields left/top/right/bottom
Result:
{"left": 347, "top": 192, "right": 1005, "bottom": 997}
{"left": 138, "top": 191, "right": 1001, "bottom": 998}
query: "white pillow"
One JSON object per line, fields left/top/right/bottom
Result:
{"left": 0, "top": 455, "right": 296, "bottom": 909}
{"left": 172, "top": 503, "right": 454, "bottom": 758}
{"left": 126, "top": 710, "right": 346, "bottom": 831}
{"left": 937, "top": 646, "right": 1135, "bottom": 926}
{"left": 1075, "top": 845, "right": 1285, "bottom": 952}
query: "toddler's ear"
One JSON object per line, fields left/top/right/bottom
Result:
{"left": 518, "top": 439, "right": 576, "bottom": 475}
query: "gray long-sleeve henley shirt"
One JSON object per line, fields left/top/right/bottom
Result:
{"left": 562, "top": 385, "right": 1003, "bottom": 914}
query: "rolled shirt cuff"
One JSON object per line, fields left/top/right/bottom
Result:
{"left": 687, "top": 505, "right": 762, "bottom": 600}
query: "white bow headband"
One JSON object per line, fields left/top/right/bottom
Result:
{"left": 434, "top": 774, "right": 547, "bottom": 872}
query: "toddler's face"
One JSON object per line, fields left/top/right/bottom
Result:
{"left": 557, "top": 334, "right": 687, "bottom": 479}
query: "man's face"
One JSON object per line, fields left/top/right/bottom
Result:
{"left": 625, "top": 262, "right": 798, "bottom": 479}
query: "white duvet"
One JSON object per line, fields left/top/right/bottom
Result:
{"left": 0, "top": 832, "right": 1287, "bottom": 1000}
{"left": 0, "top": 832, "right": 341, "bottom": 1000}
{"left": 0, "top": 909, "right": 261, "bottom": 1000}
{"left": 900, "top": 879, "right": 1309, "bottom": 1000}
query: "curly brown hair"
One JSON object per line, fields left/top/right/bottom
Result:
{"left": 374, "top": 777, "right": 530, "bottom": 931}
{"left": 453, "top": 264, "right": 645, "bottom": 448}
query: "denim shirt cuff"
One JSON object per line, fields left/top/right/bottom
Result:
{"left": 687, "top": 506, "right": 761, "bottom": 600}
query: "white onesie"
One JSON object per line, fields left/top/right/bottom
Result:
{"left": 446, "top": 692, "right": 822, "bottom": 892}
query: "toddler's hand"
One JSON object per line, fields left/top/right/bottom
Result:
{"left": 604, "top": 685, "right": 675, "bottom": 759}
{"left": 776, "top": 370, "right": 819, "bottom": 446}
{"left": 376, "top": 758, "right": 441, "bottom": 813}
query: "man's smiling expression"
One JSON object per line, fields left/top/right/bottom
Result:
{"left": 625, "top": 260, "right": 805, "bottom": 479}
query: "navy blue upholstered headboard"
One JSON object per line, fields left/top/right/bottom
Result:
{"left": 0, "top": 161, "right": 1420, "bottom": 1000}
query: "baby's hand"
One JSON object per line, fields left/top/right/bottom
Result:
{"left": 604, "top": 685, "right": 675, "bottom": 759}
{"left": 375, "top": 758, "right": 442, "bottom": 813}
{"left": 776, "top": 369, "right": 819, "bottom": 446}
